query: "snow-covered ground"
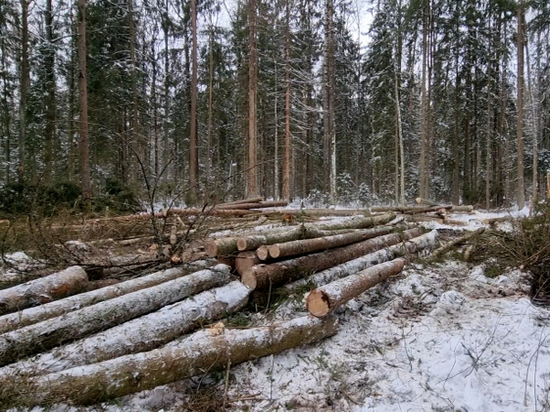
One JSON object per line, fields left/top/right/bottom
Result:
{"left": 5, "top": 207, "right": 550, "bottom": 412}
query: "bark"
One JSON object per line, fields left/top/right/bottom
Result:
{"left": 77, "top": 0, "right": 90, "bottom": 200}
{"left": 43, "top": 0, "right": 56, "bottom": 184}
{"left": 273, "top": 208, "right": 368, "bottom": 217}
{"left": 18, "top": 0, "right": 29, "bottom": 184}
{"left": 247, "top": 0, "right": 258, "bottom": 196}
{"left": 167, "top": 208, "right": 261, "bottom": 218}
{"left": 0, "top": 316, "right": 337, "bottom": 406}
{"left": 242, "top": 228, "right": 422, "bottom": 290}
{"left": 235, "top": 251, "right": 261, "bottom": 275}
{"left": 431, "top": 228, "right": 484, "bottom": 259}
{"left": 0, "top": 265, "right": 231, "bottom": 366}
{"left": 307, "top": 259, "right": 406, "bottom": 317}
{"left": 415, "top": 197, "right": 439, "bottom": 206}
{"left": 0, "top": 266, "right": 88, "bottom": 316}
{"left": 0, "top": 262, "right": 211, "bottom": 334}
{"left": 237, "top": 226, "right": 306, "bottom": 252}
{"left": 0, "top": 281, "right": 250, "bottom": 379}
{"left": 516, "top": 3, "right": 525, "bottom": 209}
{"left": 268, "top": 226, "right": 394, "bottom": 260}
{"left": 284, "top": 230, "right": 438, "bottom": 291}
{"left": 312, "top": 212, "right": 396, "bottom": 231}
{"left": 283, "top": 0, "right": 291, "bottom": 201}
{"left": 218, "top": 197, "right": 263, "bottom": 206}
{"left": 206, "top": 237, "right": 241, "bottom": 257}
{"left": 217, "top": 201, "right": 288, "bottom": 210}
{"left": 189, "top": 0, "right": 198, "bottom": 197}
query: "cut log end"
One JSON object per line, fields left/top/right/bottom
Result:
{"left": 205, "top": 240, "right": 218, "bottom": 257}
{"left": 269, "top": 244, "right": 281, "bottom": 259}
{"left": 256, "top": 246, "right": 270, "bottom": 261}
{"left": 241, "top": 268, "right": 258, "bottom": 291}
{"left": 237, "top": 238, "right": 248, "bottom": 251}
{"left": 306, "top": 290, "right": 331, "bottom": 318}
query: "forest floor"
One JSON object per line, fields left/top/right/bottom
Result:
{"left": 4, "top": 208, "right": 550, "bottom": 412}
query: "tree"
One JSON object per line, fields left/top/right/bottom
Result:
{"left": 517, "top": 1, "right": 525, "bottom": 209}
{"left": 247, "top": 0, "right": 258, "bottom": 196}
{"left": 78, "top": 0, "right": 90, "bottom": 200}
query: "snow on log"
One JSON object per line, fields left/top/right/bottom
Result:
{"left": 268, "top": 226, "right": 394, "bottom": 260}
{"left": 236, "top": 226, "right": 306, "bottom": 252}
{"left": 312, "top": 212, "right": 395, "bottom": 231}
{"left": 242, "top": 228, "right": 422, "bottom": 291}
{"left": 0, "top": 265, "right": 231, "bottom": 366}
{"left": 0, "top": 281, "right": 251, "bottom": 378}
{"left": 284, "top": 230, "right": 438, "bottom": 291}
{"left": 0, "top": 266, "right": 88, "bottom": 316}
{"left": 235, "top": 251, "right": 261, "bottom": 275}
{"left": 0, "top": 261, "right": 212, "bottom": 334}
{"left": 0, "top": 316, "right": 337, "bottom": 406}
{"left": 307, "top": 258, "right": 406, "bottom": 317}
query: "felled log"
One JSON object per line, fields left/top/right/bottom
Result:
{"left": 0, "top": 261, "right": 212, "bottom": 334}
{"left": 482, "top": 216, "right": 511, "bottom": 225}
{"left": 312, "top": 212, "right": 395, "bottom": 231}
{"left": 0, "top": 316, "right": 337, "bottom": 407}
{"left": 268, "top": 226, "right": 394, "bottom": 260}
{"left": 166, "top": 208, "right": 260, "bottom": 217}
{"left": 235, "top": 251, "right": 261, "bottom": 275}
{"left": 431, "top": 228, "right": 484, "bottom": 259}
{"left": 218, "top": 197, "right": 263, "bottom": 206}
{"left": 415, "top": 197, "right": 439, "bottom": 206}
{"left": 0, "top": 266, "right": 88, "bottom": 316}
{"left": 271, "top": 208, "right": 367, "bottom": 217}
{"left": 0, "top": 265, "right": 231, "bottom": 366}
{"left": 307, "top": 258, "right": 406, "bottom": 317}
{"left": 242, "top": 228, "right": 421, "bottom": 290}
{"left": 284, "top": 230, "right": 438, "bottom": 291}
{"left": 217, "top": 201, "right": 288, "bottom": 210}
{"left": 236, "top": 226, "right": 306, "bottom": 252}
{"left": 0, "top": 281, "right": 251, "bottom": 378}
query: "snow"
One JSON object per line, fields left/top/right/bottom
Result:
{"left": 5, "top": 208, "right": 550, "bottom": 412}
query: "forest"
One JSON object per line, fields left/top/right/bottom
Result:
{"left": 0, "top": 0, "right": 550, "bottom": 209}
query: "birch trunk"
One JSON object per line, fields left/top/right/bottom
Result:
{"left": 242, "top": 228, "right": 422, "bottom": 290}
{"left": 0, "top": 265, "right": 230, "bottom": 366}
{"left": 0, "top": 266, "right": 88, "bottom": 315}
{"left": 284, "top": 230, "right": 438, "bottom": 291}
{"left": 0, "top": 261, "right": 211, "bottom": 334}
{"left": 307, "top": 258, "right": 406, "bottom": 317}
{"left": 0, "top": 281, "right": 250, "bottom": 378}
{"left": 0, "top": 316, "right": 336, "bottom": 406}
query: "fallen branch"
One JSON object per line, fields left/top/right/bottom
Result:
{"left": 0, "top": 265, "right": 231, "bottom": 366}
{"left": 431, "top": 228, "right": 485, "bottom": 259}
{"left": 0, "top": 266, "right": 88, "bottom": 316}
{"left": 0, "top": 316, "right": 338, "bottom": 406}
{"left": 307, "top": 258, "right": 406, "bottom": 317}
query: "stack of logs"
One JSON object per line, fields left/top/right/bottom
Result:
{"left": 0, "top": 208, "right": 443, "bottom": 407}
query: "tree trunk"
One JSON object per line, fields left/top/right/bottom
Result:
{"left": 247, "top": 0, "right": 258, "bottom": 196}
{"left": 283, "top": 0, "right": 291, "bottom": 201}
{"left": 0, "top": 265, "right": 231, "bottom": 366}
{"left": 307, "top": 258, "right": 406, "bottom": 317}
{"left": 0, "top": 266, "right": 87, "bottom": 316}
{"left": 18, "top": 0, "right": 29, "bottom": 184}
{"left": 242, "top": 228, "right": 422, "bottom": 290}
{"left": 43, "top": 0, "right": 56, "bottom": 185}
{"left": 284, "top": 230, "right": 437, "bottom": 292}
{"left": 325, "top": 0, "right": 336, "bottom": 203}
{"left": 236, "top": 226, "right": 306, "bottom": 252}
{"left": 0, "top": 262, "right": 211, "bottom": 334}
{"left": 0, "top": 281, "right": 250, "bottom": 379}
{"left": 189, "top": 0, "right": 198, "bottom": 199}
{"left": 268, "top": 226, "right": 394, "bottom": 260}
{"left": 77, "top": 0, "right": 90, "bottom": 201}
{"left": 217, "top": 200, "right": 288, "bottom": 210}
{"left": 418, "top": 0, "right": 430, "bottom": 200}
{"left": 313, "top": 212, "right": 396, "bottom": 231}
{"left": 0, "top": 316, "right": 337, "bottom": 407}
{"left": 516, "top": 3, "right": 525, "bottom": 209}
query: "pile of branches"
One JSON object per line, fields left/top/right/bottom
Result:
{"left": 0, "top": 206, "right": 443, "bottom": 408}
{"left": 471, "top": 202, "right": 550, "bottom": 304}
